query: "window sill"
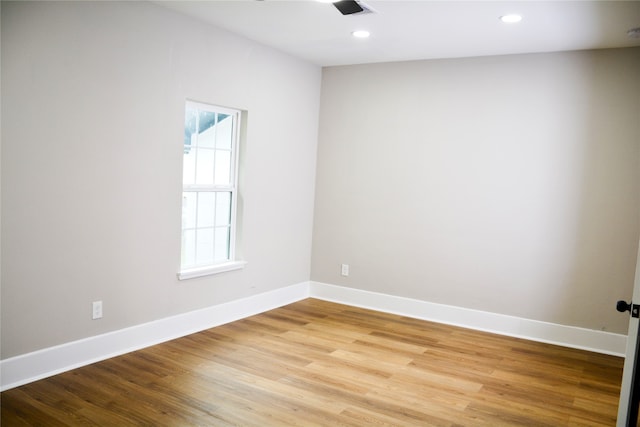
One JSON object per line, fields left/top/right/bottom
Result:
{"left": 178, "top": 261, "right": 247, "bottom": 281}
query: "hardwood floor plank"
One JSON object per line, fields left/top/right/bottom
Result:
{"left": 352, "top": 332, "right": 430, "bottom": 356}
{"left": 1, "top": 298, "right": 624, "bottom": 426}
{"left": 1, "top": 388, "right": 77, "bottom": 427}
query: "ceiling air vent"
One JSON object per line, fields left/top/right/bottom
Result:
{"left": 333, "top": 1, "right": 375, "bottom": 16}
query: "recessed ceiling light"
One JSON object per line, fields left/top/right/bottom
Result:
{"left": 500, "top": 14, "right": 523, "bottom": 23}
{"left": 352, "top": 30, "right": 370, "bottom": 38}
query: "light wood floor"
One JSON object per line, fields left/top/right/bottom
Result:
{"left": 1, "top": 299, "right": 624, "bottom": 426}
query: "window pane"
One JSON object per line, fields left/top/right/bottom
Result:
{"left": 214, "top": 150, "right": 231, "bottom": 186}
{"left": 196, "top": 228, "right": 214, "bottom": 265}
{"left": 181, "top": 229, "right": 196, "bottom": 268}
{"left": 198, "top": 110, "right": 216, "bottom": 133}
{"left": 195, "top": 148, "right": 215, "bottom": 185}
{"left": 182, "top": 192, "right": 197, "bottom": 229}
{"left": 214, "top": 226, "right": 230, "bottom": 262}
{"left": 183, "top": 146, "right": 196, "bottom": 185}
{"left": 197, "top": 192, "right": 215, "bottom": 228}
{"left": 216, "top": 114, "right": 233, "bottom": 150}
{"left": 215, "top": 192, "right": 231, "bottom": 226}
{"left": 198, "top": 110, "right": 216, "bottom": 148}
{"left": 184, "top": 107, "right": 197, "bottom": 148}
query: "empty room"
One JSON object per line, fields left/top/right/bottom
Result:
{"left": 2, "top": 1, "right": 640, "bottom": 425}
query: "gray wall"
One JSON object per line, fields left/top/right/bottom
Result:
{"left": 1, "top": 1, "right": 321, "bottom": 358}
{"left": 312, "top": 48, "right": 640, "bottom": 334}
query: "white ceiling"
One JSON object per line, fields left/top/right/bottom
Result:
{"left": 158, "top": 0, "right": 640, "bottom": 67}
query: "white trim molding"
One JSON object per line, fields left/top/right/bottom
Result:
{"left": 178, "top": 260, "right": 248, "bottom": 280}
{"left": 1, "top": 281, "right": 627, "bottom": 391}
{"left": 309, "top": 282, "right": 627, "bottom": 357}
{"left": 0, "top": 282, "right": 309, "bottom": 391}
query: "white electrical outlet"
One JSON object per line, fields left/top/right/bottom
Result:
{"left": 341, "top": 264, "right": 349, "bottom": 277}
{"left": 92, "top": 301, "right": 103, "bottom": 319}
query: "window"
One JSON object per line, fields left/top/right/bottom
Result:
{"left": 178, "top": 101, "right": 245, "bottom": 280}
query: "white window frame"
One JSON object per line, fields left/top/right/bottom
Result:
{"left": 178, "top": 100, "right": 245, "bottom": 280}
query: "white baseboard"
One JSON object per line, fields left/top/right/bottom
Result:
{"left": 0, "top": 282, "right": 310, "bottom": 391}
{"left": 1, "top": 280, "right": 627, "bottom": 391}
{"left": 309, "top": 281, "right": 627, "bottom": 357}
